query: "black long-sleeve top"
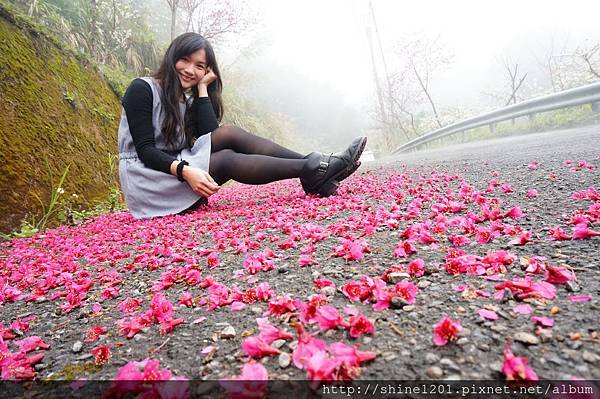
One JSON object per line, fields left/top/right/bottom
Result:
{"left": 121, "top": 78, "right": 219, "bottom": 174}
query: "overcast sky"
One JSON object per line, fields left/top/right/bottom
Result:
{"left": 228, "top": 0, "right": 600, "bottom": 109}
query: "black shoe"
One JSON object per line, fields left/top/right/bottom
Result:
{"left": 300, "top": 153, "right": 340, "bottom": 197}
{"left": 300, "top": 136, "right": 367, "bottom": 197}
{"left": 330, "top": 136, "right": 367, "bottom": 184}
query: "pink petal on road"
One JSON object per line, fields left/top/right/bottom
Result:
{"left": 513, "top": 304, "right": 533, "bottom": 315}
{"left": 478, "top": 309, "right": 498, "bottom": 320}
{"left": 231, "top": 301, "right": 246, "bottom": 311}
{"left": 568, "top": 295, "right": 592, "bottom": 302}
{"left": 531, "top": 316, "right": 554, "bottom": 327}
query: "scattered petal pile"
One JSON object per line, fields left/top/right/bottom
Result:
{"left": 0, "top": 155, "right": 598, "bottom": 389}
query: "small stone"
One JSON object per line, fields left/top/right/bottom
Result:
{"left": 537, "top": 328, "right": 553, "bottom": 342}
{"left": 425, "top": 366, "right": 444, "bottom": 379}
{"left": 457, "top": 338, "right": 469, "bottom": 346}
{"left": 425, "top": 353, "right": 440, "bottom": 364}
{"left": 489, "top": 361, "right": 503, "bottom": 372}
{"left": 478, "top": 344, "right": 490, "bottom": 352}
{"left": 278, "top": 352, "right": 291, "bottom": 368}
{"left": 76, "top": 353, "right": 93, "bottom": 361}
{"left": 34, "top": 363, "right": 48, "bottom": 371}
{"left": 566, "top": 281, "right": 581, "bottom": 292}
{"left": 400, "top": 350, "right": 410, "bottom": 357}
{"left": 458, "top": 328, "right": 471, "bottom": 337}
{"left": 72, "top": 341, "right": 83, "bottom": 353}
{"left": 440, "top": 358, "right": 460, "bottom": 371}
{"left": 277, "top": 267, "right": 289, "bottom": 274}
{"left": 390, "top": 297, "right": 409, "bottom": 309}
{"left": 402, "top": 305, "right": 415, "bottom": 312}
{"left": 582, "top": 351, "right": 600, "bottom": 363}
{"left": 568, "top": 341, "right": 583, "bottom": 350}
{"left": 221, "top": 326, "right": 236, "bottom": 339}
{"left": 311, "top": 271, "right": 320, "bottom": 279}
{"left": 250, "top": 307, "right": 262, "bottom": 314}
{"left": 490, "top": 324, "right": 508, "bottom": 333}
{"left": 575, "top": 364, "right": 590, "bottom": 375}
{"left": 363, "top": 337, "right": 372, "bottom": 344}
{"left": 424, "top": 265, "right": 439, "bottom": 275}
{"left": 387, "top": 272, "right": 410, "bottom": 283}
{"left": 382, "top": 352, "right": 397, "bottom": 362}
{"left": 320, "top": 286, "right": 336, "bottom": 297}
{"left": 547, "top": 355, "right": 563, "bottom": 365}
{"left": 134, "top": 334, "right": 144, "bottom": 342}
{"left": 456, "top": 306, "right": 466, "bottom": 313}
{"left": 513, "top": 332, "right": 539, "bottom": 345}
{"left": 497, "top": 310, "right": 510, "bottom": 320}
{"left": 550, "top": 306, "right": 560, "bottom": 315}
{"left": 563, "top": 349, "right": 581, "bottom": 361}
{"left": 272, "top": 339, "right": 286, "bottom": 349}
{"left": 417, "top": 280, "right": 431, "bottom": 289}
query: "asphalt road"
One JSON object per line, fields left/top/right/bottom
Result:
{"left": 384, "top": 123, "right": 600, "bottom": 167}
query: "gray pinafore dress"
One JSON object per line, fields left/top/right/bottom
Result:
{"left": 117, "top": 77, "right": 212, "bottom": 219}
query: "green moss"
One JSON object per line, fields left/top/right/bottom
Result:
{"left": 49, "top": 362, "right": 102, "bottom": 380}
{"left": 0, "top": 2, "right": 123, "bottom": 233}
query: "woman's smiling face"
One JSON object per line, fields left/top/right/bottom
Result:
{"left": 175, "top": 48, "right": 207, "bottom": 89}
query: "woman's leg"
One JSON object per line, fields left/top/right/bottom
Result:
{"left": 209, "top": 149, "right": 307, "bottom": 185}
{"left": 210, "top": 125, "right": 304, "bottom": 159}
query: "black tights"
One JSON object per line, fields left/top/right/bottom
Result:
{"left": 208, "top": 125, "right": 308, "bottom": 185}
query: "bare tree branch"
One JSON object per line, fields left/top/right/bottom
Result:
{"left": 581, "top": 44, "right": 600, "bottom": 79}
{"left": 412, "top": 62, "right": 442, "bottom": 128}
{"left": 504, "top": 60, "right": 527, "bottom": 106}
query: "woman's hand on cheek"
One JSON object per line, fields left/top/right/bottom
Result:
{"left": 182, "top": 166, "right": 220, "bottom": 197}
{"left": 198, "top": 67, "right": 217, "bottom": 87}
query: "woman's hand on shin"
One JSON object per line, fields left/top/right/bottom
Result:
{"left": 182, "top": 166, "right": 220, "bottom": 197}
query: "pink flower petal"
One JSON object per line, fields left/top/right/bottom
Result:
{"left": 478, "top": 309, "right": 498, "bottom": 320}
{"left": 231, "top": 301, "right": 246, "bottom": 311}
{"left": 513, "top": 304, "right": 533, "bottom": 315}
{"left": 531, "top": 316, "right": 554, "bottom": 327}
{"left": 568, "top": 295, "right": 592, "bottom": 302}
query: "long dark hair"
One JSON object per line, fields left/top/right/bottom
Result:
{"left": 153, "top": 32, "right": 224, "bottom": 149}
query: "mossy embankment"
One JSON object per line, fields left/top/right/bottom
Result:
{"left": 0, "top": 2, "right": 122, "bottom": 233}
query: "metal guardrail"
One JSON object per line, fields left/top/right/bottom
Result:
{"left": 391, "top": 81, "right": 600, "bottom": 154}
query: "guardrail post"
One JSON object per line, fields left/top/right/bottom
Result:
{"left": 489, "top": 123, "right": 495, "bottom": 134}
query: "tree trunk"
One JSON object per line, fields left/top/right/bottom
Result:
{"left": 168, "top": 0, "right": 179, "bottom": 41}
{"left": 89, "top": 0, "right": 97, "bottom": 58}
{"left": 28, "top": 0, "right": 37, "bottom": 17}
